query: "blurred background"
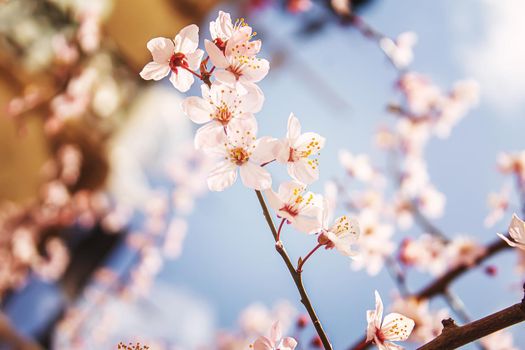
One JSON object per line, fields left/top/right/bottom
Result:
{"left": 0, "top": 0, "right": 524, "bottom": 349}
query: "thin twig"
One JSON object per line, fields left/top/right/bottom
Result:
{"left": 255, "top": 190, "right": 333, "bottom": 350}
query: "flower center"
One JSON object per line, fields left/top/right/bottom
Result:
{"left": 216, "top": 106, "right": 232, "bottom": 125}
{"left": 229, "top": 147, "right": 249, "bottom": 165}
{"left": 288, "top": 147, "right": 300, "bottom": 162}
{"left": 169, "top": 52, "right": 188, "bottom": 72}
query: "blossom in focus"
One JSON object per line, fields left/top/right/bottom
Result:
{"left": 204, "top": 120, "right": 273, "bottom": 191}
{"left": 140, "top": 24, "right": 204, "bottom": 92}
{"left": 205, "top": 21, "right": 269, "bottom": 90}
{"left": 339, "top": 150, "right": 375, "bottom": 183}
{"left": 351, "top": 210, "right": 395, "bottom": 275}
{"left": 265, "top": 181, "right": 323, "bottom": 234}
{"left": 274, "top": 113, "right": 326, "bottom": 184}
{"left": 182, "top": 82, "right": 263, "bottom": 149}
{"left": 253, "top": 321, "right": 297, "bottom": 350}
{"left": 318, "top": 199, "right": 359, "bottom": 257}
{"left": 497, "top": 213, "right": 525, "bottom": 251}
{"left": 366, "top": 291, "right": 415, "bottom": 350}
{"left": 379, "top": 32, "right": 417, "bottom": 69}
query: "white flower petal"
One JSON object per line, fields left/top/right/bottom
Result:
{"left": 239, "top": 162, "right": 272, "bottom": 190}
{"left": 139, "top": 62, "right": 170, "bottom": 81}
{"left": 194, "top": 122, "right": 224, "bottom": 150}
{"left": 287, "top": 113, "right": 301, "bottom": 141}
{"left": 169, "top": 69, "right": 194, "bottom": 92}
{"left": 146, "top": 37, "right": 174, "bottom": 63}
{"left": 381, "top": 312, "right": 415, "bottom": 342}
{"left": 204, "top": 39, "right": 229, "bottom": 68}
{"left": 207, "top": 161, "right": 237, "bottom": 191}
{"left": 186, "top": 49, "right": 204, "bottom": 70}
{"left": 287, "top": 159, "right": 319, "bottom": 184}
{"left": 181, "top": 96, "right": 213, "bottom": 124}
{"left": 175, "top": 24, "right": 199, "bottom": 53}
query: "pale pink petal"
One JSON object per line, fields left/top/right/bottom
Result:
{"left": 210, "top": 11, "right": 233, "bottom": 40}
{"left": 207, "top": 161, "right": 237, "bottom": 191}
{"left": 278, "top": 181, "right": 305, "bottom": 202}
{"left": 146, "top": 37, "right": 174, "bottom": 63}
{"left": 139, "top": 62, "right": 170, "bottom": 81}
{"left": 509, "top": 213, "right": 525, "bottom": 245}
{"left": 294, "top": 132, "right": 326, "bottom": 152}
{"left": 194, "top": 122, "right": 224, "bottom": 150}
{"left": 292, "top": 216, "right": 322, "bottom": 234}
{"left": 239, "top": 162, "right": 272, "bottom": 190}
{"left": 251, "top": 137, "right": 279, "bottom": 165}
{"left": 275, "top": 139, "right": 292, "bottom": 164}
{"left": 181, "top": 96, "right": 213, "bottom": 124}
{"left": 169, "top": 69, "right": 194, "bottom": 92}
{"left": 241, "top": 57, "right": 270, "bottom": 82}
{"left": 175, "top": 24, "right": 199, "bottom": 53}
{"left": 497, "top": 233, "right": 524, "bottom": 249}
{"left": 281, "top": 337, "right": 298, "bottom": 350}
{"left": 287, "top": 113, "right": 301, "bottom": 141}
{"left": 381, "top": 313, "right": 415, "bottom": 341}
{"left": 186, "top": 49, "right": 204, "bottom": 70}
{"left": 270, "top": 321, "right": 282, "bottom": 344}
{"left": 287, "top": 159, "right": 319, "bottom": 184}
{"left": 204, "top": 39, "right": 229, "bottom": 68}
{"left": 374, "top": 291, "right": 384, "bottom": 328}
{"left": 214, "top": 69, "right": 237, "bottom": 86}
{"left": 240, "top": 82, "right": 265, "bottom": 113}
{"left": 253, "top": 336, "right": 274, "bottom": 350}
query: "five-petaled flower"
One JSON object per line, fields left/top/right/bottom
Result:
{"left": 318, "top": 198, "right": 360, "bottom": 257}
{"left": 253, "top": 321, "right": 298, "bottom": 350}
{"left": 204, "top": 120, "right": 274, "bottom": 191}
{"left": 182, "top": 82, "right": 263, "bottom": 149}
{"left": 366, "top": 291, "right": 415, "bottom": 350}
{"left": 274, "top": 113, "right": 326, "bottom": 184}
{"left": 140, "top": 24, "right": 204, "bottom": 92}
{"left": 497, "top": 213, "right": 525, "bottom": 251}
{"left": 265, "top": 181, "right": 323, "bottom": 234}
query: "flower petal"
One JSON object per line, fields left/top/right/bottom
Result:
{"left": 214, "top": 69, "right": 237, "bottom": 86}
{"left": 175, "top": 24, "right": 199, "bottom": 53}
{"left": 253, "top": 336, "right": 274, "bottom": 350}
{"left": 146, "top": 37, "right": 174, "bottom": 63}
{"left": 194, "top": 122, "right": 224, "bottom": 150}
{"left": 381, "top": 312, "right": 415, "bottom": 341}
{"left": 239, "top": 162, "right": 272, "bottom": 190}
{"left": 139, "top": 62, "right": 170, "bottom": 81}
{"left": 207, "top": 161, "right": 237, "bottom": 192}
{"left": 169, "top": 69, "right": 194, "bottom": 92}
{"left": 186, "top": 49, "right": 204, "bottom": 70}
{"left": 292, "top": 216, "right": 322, "bottom": 234}
{"left": 287, "top": 113, "right": 301, "bottom": 141}
{"left": 251, "top": 136, "right": 279, "bottom": 165}
{"left": 181, "top": 96, "right": 213, "bottom": 124}
{"left": 204, "top": 39, "right": 229, "bottom": 68}
{"left": 270, "top": 321, "right": 282, "bottom": 344}
{"left": 287, "top": 159, "right": 319, "bottom": 184}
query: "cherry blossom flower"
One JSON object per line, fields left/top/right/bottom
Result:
{"left": 204, "top": 120, "right": 273, "bottom": 191}
{"left": 400, "top": 234, "right": 447, "bottom": 276}
{"left": 286, "top": 0, "right": 312, "bottom": 13}
{"left": 379, "top": 32, "right": 417, "bottom": 69}
{"left": 398, "top": 73, "right": 441, "bottom": 115}
{"left": 140, "top": 24, "right": 204, "bottom": 92}
{"left": 339, "top": 150, "right": 375, "bottom": 183}
{"left": 484, "top": 184, "right": 510, "bottom": 227}
{"left": 274, "top": 113, "right": 326, "bottom": 184}
{"left": 265, "top": 181, "right": 323, "bottom": 234}
{"left": 416, "top": 185, "right": 445, "bottom": 219}
{"left": 318, "top": 199, "right": 360, "bottom": 257}
{"left": 205, "top": 23, "right": 269, "bottom": 90}
{"left": 352, "top": 210, "right": 395, "bottom": 275}
{"left": 497, "top": 151, "right": 525, "bottom": 180}
{"left": 366, "top": 291, "right": 415, "bottom": 350}
{"left": 182, "top": 82, "right": 263, "bottom": 149}
{"left": 253, "top": 322, "right": 297, "bottom": 350}
{"left": 497, "top": 213, "right": 525, "bottom": 250}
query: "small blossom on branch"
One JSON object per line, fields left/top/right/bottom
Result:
{"left": 252, "top": 321, "right": 298, "bottom": 350}
{"left": 497, "top": 213, "right": 525, "bottom": 250}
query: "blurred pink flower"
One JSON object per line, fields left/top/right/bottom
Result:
{"left": 380, "top": 32, "right": 417, "bottom": 69}
{"left": 253, "top": 322, "right": 297, "bottom": 350}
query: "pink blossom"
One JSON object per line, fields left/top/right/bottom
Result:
{"left": 274, "top": 113, "right": 326, "bottom": 184}
{"left": 446, "top": 236, "right": 486, "bottom": 268}
{"left": 182, "top": 82, "right": 263, "bottom": 149}
{"left": 497, "top": 213, "right": 525, "bottom": 251}
{"left": 265, "top": 181, "right": 323, "bottom": 234}
{"left": 484, "top": 184, "right": 510, "bottom": 227}
{"left": 318, "top": 199, "right": 360, "bottom": 257}
{"left": 400, "top": 234, "right": 447, "bottom": 276}
{"left": 339, "top": 150, "right": 375, "bottom": 183}
{"left": 253, "top": 322, "right": 297, "bottom": 350}
{"left": 366, "top": 291, "right": 415, "bottom": 350}
{"left": 140, "top": 25, "right": 204, "bottom": 92}
{"left": 204, "top": 120, "right": 274, "bottom": 191}
{"left": 380, "top": 32, "right": 417, "bottom": 69}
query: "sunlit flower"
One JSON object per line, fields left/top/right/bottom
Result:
{"left": 497, "top": 213, "right": 525, "bottom": 250}
{"left": 182, "top": 82, "right": 263, "bottom": 149}
{"left": 339, "top": 150, "right": 375, "bottom": 183}
{"left": 265, "top": 181, "right": 323, "bottom": 234}
{"left": 205, "top": 120, "right": 273, "bottom": 191}
{"left": 274, "top": 113, "right": 326, "bottom": 184}
{"left": 140, "top": 24, "right": 204, "bottom": 92}
{"left": 366, "top": 291, "right": 415, "bottom": 350}
{"left": 318, "top": 199, "right": 359, "bottom": 257}
{"left": 379, "top": 32, "right": 417, "bottom": 69}
{"left": 253, "top": 322, "right": 297, "bottom": 350}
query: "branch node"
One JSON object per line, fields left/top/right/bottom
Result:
{"left": 441, "top": 318, "right": 458, "bottom": 331}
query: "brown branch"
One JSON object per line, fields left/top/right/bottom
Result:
{"left": 255, "top": 190, "right": 333, "bottom": 350}
{"left": 417, "top": 289, "right": 525, "bottom": 350}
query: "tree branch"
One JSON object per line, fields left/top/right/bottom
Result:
{"left": 417, "top": 288, "right": 525, "bottom": 350}
{"left": 255, "top": 190, "right": 333, "bottom": 350}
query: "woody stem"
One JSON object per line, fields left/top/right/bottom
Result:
{"left": 255, "top": 190, "right": 333, "bottom": 350}
{"left": 277, "top": 218, "right": 286, "bottom": 241}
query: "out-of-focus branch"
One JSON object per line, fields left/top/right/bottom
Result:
{"left": 255, "top": 190, "right": 333, "bottom": 350}
{"left": 417, "top": 287, "right": 525, "bottom": 350}
{"left": 415, "top": 237, "right": 510, "bottom": 300}
{"left": 0, "top": 312, "right": 42, "bottom": 350}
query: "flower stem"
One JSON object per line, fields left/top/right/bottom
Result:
{"left": 277, "top": 218, "right": 286, "bottom": 241}
{"left": 255, "top": 190, "right": 333, "bottom": 350}
{"left": 297, "top": 243, "right": 322, "bottom": 273}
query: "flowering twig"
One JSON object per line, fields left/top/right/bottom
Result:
{"left": 417, "top": 285, "right": 525, "bottom": 350}
{"left": 255, "top": 190, "right": 333, "bottom": 350}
